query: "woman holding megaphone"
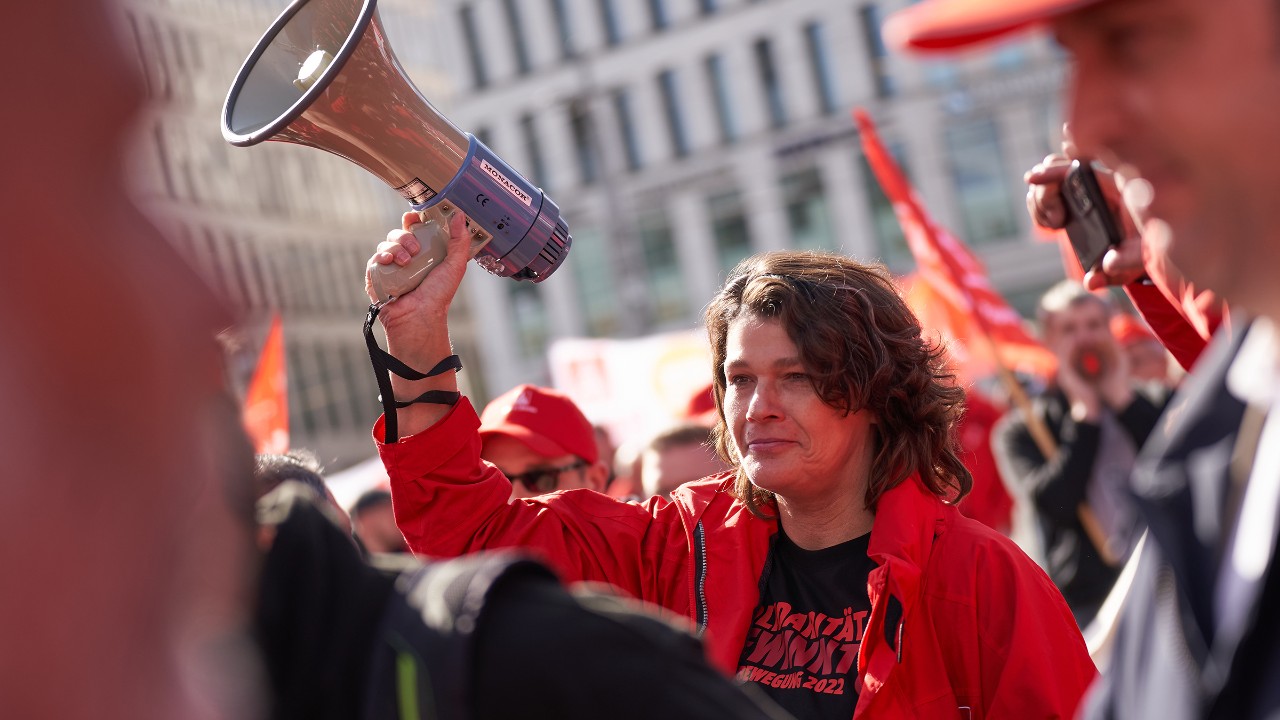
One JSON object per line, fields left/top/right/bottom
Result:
{"left": 364, "top": 214, "right": 1095, "bottom": 720}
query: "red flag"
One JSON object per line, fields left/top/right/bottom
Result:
{"left": 243, "top": 314, "right": 289, "bottom": 454}
{"left": 854, "top": 109, "right": 1055, "bottom": 381}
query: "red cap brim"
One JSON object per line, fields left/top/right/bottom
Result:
{"left": 479, "top": 423, "right": 573, "bottom": 460}
{"left": 884, "top": 0, "right": 1104, "bottom": 52}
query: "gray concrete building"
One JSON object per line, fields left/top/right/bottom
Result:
{"left": 116, "top": 0, "right": 1069, "bottom": 469}
{"left": 115, "top": 0, "right": 468, "bottom": 469}
{"left": 436, "top": 0, "right": 1070, "bottom": 397}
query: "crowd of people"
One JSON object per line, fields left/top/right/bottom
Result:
{"left": 18, "top": 0, "right": 1280, "bottom": 717}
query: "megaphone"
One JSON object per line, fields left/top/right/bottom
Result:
{"left": 222, "top": 0, "right": 571, "bottom": 302}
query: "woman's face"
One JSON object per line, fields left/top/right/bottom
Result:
{"left": 722, "top": 315, "right": 877, "bottom": 505}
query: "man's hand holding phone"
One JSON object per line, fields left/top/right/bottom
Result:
{"left": 1025, "top": 151, "right": 1148, "bottom": 290}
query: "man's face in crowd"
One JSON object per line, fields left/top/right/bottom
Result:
{"left": 1056, "top": 0, "right": 1280, "bottom": 317}
{"left": 354, "top": 502, "right": 409, "bottom": 554}
{"left": 641, "top": 441, "right": 728, "bottom": 499}
{"left": 483, "top": 434, "right": 606, "bottom": 500}
{"left": 1044, "top": 299, "right": 1115, "bottom": 376}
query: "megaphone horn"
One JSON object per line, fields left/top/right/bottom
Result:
{"left": 222, "top": 0, "right": 571, "bottom": 301}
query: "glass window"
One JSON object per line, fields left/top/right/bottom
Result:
{"left": 502, "top": 0, "right": 532, "bottom": 75}
{"left": 991, "top": 39, "right": 1029, "bottom": 72}
{"left": 705, "top": 53, "right": 738, "bottom": 144}
{"left": 803, "top": 21, "right": 838, "bottom": 116}
{"left": 288, "top": 343, "right": 315, "bottom": 436}
{"left": 550, "top": 0, "right": 576, "bottom": 58}
{"left": 944, "top": 117, "right": 1020, "bottom": 245}
{"left": 519, "top": 113, "right": 548, "bottom": 189}
{"left": 781, "top": 168, "right": 834, "bottom": 250}
{"left": 699, "top": 0, "right": 717, "bottom": 15}
{"left": 459, "top": 4, "right": 487, "bottom": 89}
{"left": 613, "top": 89, "right": 643, "bottom": 171}
{"left": 708, "top": 189, "right": 753, "bottom": 275}
{"left": 313, "top": 345, "right": 343, "bottom": 430}
{"left": 599, "top": 0, "right": 622, "bottom": 46}
{"left": 569, "top": 227, "right": 619, "bottom": 335}
{"left": 857, "top": 5, "right": 894, "bottom": 98}
{"left": 569, "top": 103, "right": 598, "bottom": 185}
{"left": 647, "top": 0, "right": 668, "bottom": 30}
{"left": 753, "top": 38, "right": 787, "bottom": 128}
{"left": 508, "top": 282, "right": 551, "bottom": 359}
{"left": 343, "top": 344, "right": 379, "bottom": 427}
{"left": 856, "top": 144, "right": 913, "bottom": 271}
{"left": 637, "top": 208, "right": 688, "bottom": 322}
{"left": 657, "top": 69, "right": 690, "bottom": 158}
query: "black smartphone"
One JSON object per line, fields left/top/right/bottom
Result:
{"left": 1062, "top": 160, "right": 1125, "bottom": 273}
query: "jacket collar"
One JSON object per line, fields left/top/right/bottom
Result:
{"left": 1131, "top": 319, "right": 1251, "bottom": 662}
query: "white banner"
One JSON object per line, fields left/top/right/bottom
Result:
{"left": 548, "top": 329, "right": 716, "bottom": 448}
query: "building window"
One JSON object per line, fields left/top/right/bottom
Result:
{"left": 550, "top": 0, "right": 576, "bottom": 58}
{"left": 569, "top": 102, "right": 598, "bottom": 185}
{"left": 613, "top": 89, "right": 643, "bottom": 171}
{"left": 708, "top": 189, "right": 753, "bottom": 275}
{"left": 343, "top": 345, "right": 379, "bottom": 426}
{"left": 803, "top": 21, "right": 838, "bottom": 116}
{"left": 781, "top": 168, "right": 834, "bottom": 250}
{"left": 705, "top": 53, "right": 738, "bottom": 144}
{"left": 858, "top": 5, "right": 894, "bottom": 98}
{"left": 599, "top": 0, "right": 622, "bottom": 46}
{"left": 944, "top": 117, "right": 1020, "bottom": 245}
{"left": 502, "top": 0, "right": 532, "bottom": 75}
{"left": 647, "top": 0, "right": 668, "bottom": 30}
{"left": 519, "top": 113, "right": 548, "bottom": 189}
{"left": 287, "top": 343, "right": 315, "bottom": 435}
{"left": 992, "top": 39, "right": 1029, "bottom": 72}
{"left": 508, "top": 282, "right": 551, "bottom": 359}
{"left": 657, "top": 69, "right": 690, "bottom": 158}
{"left": 313, "top": 345, "right": 344, "bottom": 430}
{"left": 698, "top": 0, "right": 717, "bottom": 15}
{"left": 857, "top": 144, "right": 912, "bottom": 271}
{"left": 569, "top": 227, "right": 619, "bottom": 335}
{"left": 459, "top": 4, "right": 487, "bottom": 89}
{"left": 473, "top": 125, "right": 493, "bottom": 149}
{"left": 753, "top": 38, "right": 787, "bottom": 128}
{"left": 637, "top": 208, "right": 687, "bottom": 322}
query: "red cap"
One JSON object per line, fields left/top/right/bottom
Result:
{"left": 479, "top": 384, "right": 599, "bottom": 464}
{"left": 883, "top": 0, "right": 1105, "bottom": 53}
{"left": 1110, "top": 313, "right": 1158, "bottom": 348}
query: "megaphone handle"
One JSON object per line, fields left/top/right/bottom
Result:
{"left": 368, "top": 204, "right": 457, "bottom": 303}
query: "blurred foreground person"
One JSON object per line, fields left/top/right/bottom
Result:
{"left": 254, "top": 481, "right": 791, "bottom": 720}
{"left": 992, "top": 281, "right": 1160, "bottom": 626}
{"left": 0, "top": 2, "right": 258, "bottom": 718}
{"left": 889, "top": 0, "right": 1280, "bottom": 716}
{"left": 367, "top": 226, "right": 1094, "bottom": 718}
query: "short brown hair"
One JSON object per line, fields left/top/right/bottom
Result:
{"left": 704, "top": 251, "right": 971, "bottom": 517}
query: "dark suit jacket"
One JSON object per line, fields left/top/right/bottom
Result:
{"left": 1086, "top": 318, "right": 1280, "bottom": 719}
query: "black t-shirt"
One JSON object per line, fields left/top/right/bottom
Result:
{"left": 736, "top": 529, "right": 875, "bottom": 720}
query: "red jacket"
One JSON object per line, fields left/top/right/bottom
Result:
{"left": 379, "top": 401, "right": 1095, "bottom": 719}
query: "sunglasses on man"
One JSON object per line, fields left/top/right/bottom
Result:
{"left": 506, "top": 459, "right": 589, "bottom": 494}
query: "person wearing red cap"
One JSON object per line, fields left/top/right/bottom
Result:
{"left": 1110, "top": 312, "right": 1177, "bottom": 391}
{"left": 367, "top": 231, "right": 1094, "bottom": 718}
{"left": 477, "top": 384, "right": 610, "bottom": 500}
{"left": 886, "top": 0, "right": 1280, "bottom": 717}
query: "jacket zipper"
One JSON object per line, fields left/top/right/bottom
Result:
{"left": 693, "top": 520, "right": 708, "bottom": 635}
